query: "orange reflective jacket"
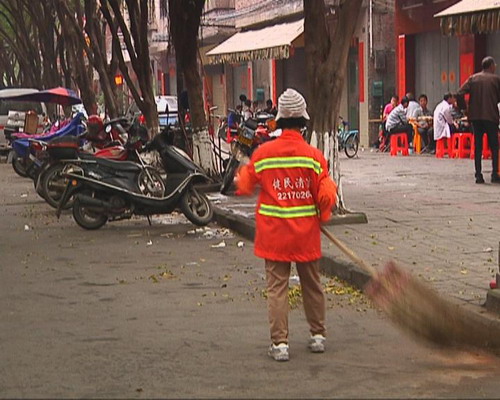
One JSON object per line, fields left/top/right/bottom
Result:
{"left": 237, "top": 129, "right": 337, "bottom": 262}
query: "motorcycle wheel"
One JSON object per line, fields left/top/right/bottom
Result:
{"left": 72, "top": 196, "right": 108, "bottom": 230}
{"left": 137, "top": 167, "right": 165, "bottom": 198}
{"left": 180, "top": 186, "right": 214, "bottom": 226}
{"left": 344, "top": 135, "right": 359, "bottom": 158}
{"left": 41, "top": 164, "right": 73, "bottom": 209}
{"left": 12, "top": 156, "right": 28, "bottom": 178}
{"left": 220, "top": 157, "right": 239, "bottom": 194}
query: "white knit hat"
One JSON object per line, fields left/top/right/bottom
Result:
{"left": 275, "top": 88, "right": 310, "bottom": 121}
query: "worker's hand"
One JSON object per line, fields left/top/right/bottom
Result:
{"left": 320, "top": 218, "right": 332, "bottom": 226}
{"left": 240, "top": 156, "right": 250, "bottom": 165}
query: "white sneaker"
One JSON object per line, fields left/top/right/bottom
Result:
{"left": 308, "top": 334, "right": 325, "bottom": 353}
{"left": 268, "top": 343, "right": 289, "bottom": 361}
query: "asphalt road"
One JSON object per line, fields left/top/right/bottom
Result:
{"left": 2, "top": 163, "right": 500, "bottom": 398}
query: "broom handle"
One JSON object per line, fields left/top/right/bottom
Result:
{"left": 320, "top": 226, "right": 378, "bottom": 277}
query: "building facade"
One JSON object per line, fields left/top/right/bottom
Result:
{"left": 205, "top": 0, "right": 396, "bottom": 148}
{"left": 395, "top": 0, "right": 500, "bottom": 112}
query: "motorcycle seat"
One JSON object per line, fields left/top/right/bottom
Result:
{"left": 95, "top": 157, "right": 141, "bottom": 172}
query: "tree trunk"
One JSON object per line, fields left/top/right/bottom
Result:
{"left": 304, "top": 0, "right": 363, "bottom": 213}
{"left": 103, "top": 0, "right": 159, "bottom": 135}
{"left": 24, "top": 0, "right": 61, "bottom": 88}
{"left": 84, "top": 0, "right": 119, "bottom": 117}
{"left": 55, "top": 0, "right": 98, "bottom": 114}
{"left": 168, "top": 0, "right": 214, "bottom": 175}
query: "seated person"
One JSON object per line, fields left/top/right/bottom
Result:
{"left": 263, "top": 99, "right": 277, "bottom": 116}
{"left": 450, "top": 98, "right": 470, "bottom": 133}
{"left": 378, "top": 95, "right": 398, "bottom": 151}
{"left": 226, "top": 105, "right": 242, "bottom": 142}
{"left": 227, "top": 104, "right": 242, "bottom": 128}
{"left": 433, "top": 92, "right": 455, "bottom": 143}
{"left": 385, "top": 96, "right": 414, "bottom": 147}
{"left": 414, "top": 94, "right": 434, "bottom": 152}
{"left": 243, "top": 99, "right": 253, "bottom": 121}
{"left": 405, "top": 92, "right": 420, "bottom": 119}
{"left": 382, "top": 95, "right": 398, "bottom": 122}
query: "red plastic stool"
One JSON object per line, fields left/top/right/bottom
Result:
{"left": 390, "top": 133, "right": 409, "bottom": 156}
{"left": 483, "top": 134, "right": 492, "bottom": 159}
{"left": 435, "top": 137, "right": 452, "bottom": 158}
{"left": 470, "top": 133, "right": 493, "bottom": 159}
{"left": 451, "top": 133, "right": 473, "bottom": 158}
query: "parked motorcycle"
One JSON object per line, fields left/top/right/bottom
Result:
{"left": 34, "top": 115, "right": 146, "bottom": 209}
{"left": 56, "top": 127, "right": 213, "bottom": 230}
{"left": 220, "top": 112, "right": 275, "bottom": 194}
{"left": 9, "top": 113, "right": 85, "bottom": 178}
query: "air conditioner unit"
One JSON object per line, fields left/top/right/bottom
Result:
{"left": 374, "top": 50, "right": 386, "bottom": 71}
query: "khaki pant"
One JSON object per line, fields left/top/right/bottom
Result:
{"left": 265, "top": 259, "right": 326, "bottom": 345}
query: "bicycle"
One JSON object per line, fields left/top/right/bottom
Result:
{"left": 337, "top": 116, "right": 359, "bottom": 158}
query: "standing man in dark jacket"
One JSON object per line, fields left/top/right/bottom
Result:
{"left": 457, "top": 56, "right": 500, "bottom": 184}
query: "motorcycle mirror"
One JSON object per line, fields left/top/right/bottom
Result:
{"left": 105, "top": 125, "right": 112, "bottom": 133}
{"left": 239, "top": 94, "right": 247, "bottom": 103}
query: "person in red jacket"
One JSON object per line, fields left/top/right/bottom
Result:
{"left": 237, "top": 88, "right": 337, "bottom": 362}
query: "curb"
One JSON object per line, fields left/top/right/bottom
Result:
{"left": 487, "top": 289, "right": 500, "bottom": 314}
{"left": 213, "top": 206, "right": 500, "bottom": 344}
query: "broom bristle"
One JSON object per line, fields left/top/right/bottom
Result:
{"left": 365, "top": 261, "right": 500, "bottom": 351}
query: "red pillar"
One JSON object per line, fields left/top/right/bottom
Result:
{"left": 271, "top": 59, "right": 277, "bottom": 105}
{"left": 397, "top": 34, "right": 406, "bottom": 100}
{"left": 358, "top": 41, "right": 365, "bottom": 103}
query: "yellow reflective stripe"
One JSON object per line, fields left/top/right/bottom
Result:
{"left": 254, "top": 156, "right": 322, "bottom": 174}
{"left": 258, "top": 203, "right": 318, "bottom": 219}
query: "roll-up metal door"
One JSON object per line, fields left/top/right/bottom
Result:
{"left": 212, "top": 74, "right": 225, "bottom": 113}
{"left": 415, "top": 32, "right": 459, "bottom": 110}
{"left": 487, "top": 32, "right": 500, "bottom": 68}
{"left": 232, "top": 63, "right": 249, "bottom": 106}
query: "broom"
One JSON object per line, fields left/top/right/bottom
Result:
{"left": 321, "top": 226, "right": 500, "bottom": 352}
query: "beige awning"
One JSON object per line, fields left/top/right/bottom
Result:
{"left": 206, "top": 19, "right": 303, "bottom": 65}
{"left": 435, "top": 0, "right": 500, "bottom": 35}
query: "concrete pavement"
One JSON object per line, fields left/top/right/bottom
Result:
{"left": 212, "top": 150, "right": 500, "bottom": 320}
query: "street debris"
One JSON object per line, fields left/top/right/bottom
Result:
{"left": 146, "top": 240, "right": 153, "bottom": 246}
{"left": 211, "top": 241, "right": 226, "bottom": 248}
{"left": 155, "top": 212, "right": 189, "bottom": 225}
{"left": 185, "top": 262, "right": 200, "bottom": 266}
{"left": 237, "top": 241, "right": 244, "bottom": 248}
{"left": 289, "top": 275, "right": 300, "bottom": 285}
{"left": 20, "top": 193, "right": 27, "bottom": 198}
{"left": 203, "top": 230, "right": 215, "bottom": 238}
{"left": 24, "top": 224, "right": 30, "bottom": 231}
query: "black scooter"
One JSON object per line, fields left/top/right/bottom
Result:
{"left": 56, "top": 128, "right": 214, "bottom": 230}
